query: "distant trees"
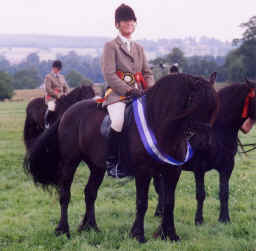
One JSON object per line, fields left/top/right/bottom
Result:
{"left": 0, "top": 71, "right": 14, "bottom": 100}
{"left": 66, "top": 70, "right": 85, "bottom": 88}
{"left": 66, "top": 70, "right": 93, "bottom": 87}
{"left": 233, "top": 16, "right": 256, "bottom": 45}
{"left": 166, "top": 48, "right": 186, "bottom": 68}
{"left": 224, "top": 15, "right": 256, "bottom": 81}
{"left": 12, "top": 68, "right": 41, "bottom": 89}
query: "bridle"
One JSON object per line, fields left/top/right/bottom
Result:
{"left": 241, "top": 88, "right": 255, "bottom": 119}
{"left": 238, "top": 87, "right": 256, "bottom": 154}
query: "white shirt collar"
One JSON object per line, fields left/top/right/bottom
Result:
{"left": 118, "top": 33, "right": 132, "bottom": 45}
{"left": 51, "top": 71, "right": 60, "bottom": 78}
{"left": 118, "top": 33, "right": 132, "bottom": 52}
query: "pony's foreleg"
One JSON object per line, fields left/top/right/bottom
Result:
{"left": 78, "top": 166, "right": 105, "bottom": 232}
{"left": 194, "top": 171, "right": 206, "bottom": 225}
{"left": 130, "top": 174, "right": 151, "bottom": 243}
{"left": 218, "top": 166, "right": 233, "bottom": 223}
{"left": 55, "top": 161, "right": 78, "bottom": 238}
{"left": 153, "top": 174, "right": 165, "bottom": 217}
{"left": 154, "top": 169, "right": 181, "bottom": 242}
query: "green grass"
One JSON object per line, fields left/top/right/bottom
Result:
{"left": 1, "top": 101, "right": 256, "bottom": 251}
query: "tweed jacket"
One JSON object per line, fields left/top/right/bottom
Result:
{"left": 44, "top": 72, "right": 69, "bottom": 103}
{"left": 101, "top": 36, "right": 154, "bottom": 106}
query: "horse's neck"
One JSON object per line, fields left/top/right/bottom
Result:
{"left": 213, "top": 103, "right": 244, "bottom": 150}
{"left": 215, "top": 96, "right": 245, "bottom": 135}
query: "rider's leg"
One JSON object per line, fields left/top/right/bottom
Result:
{"left": 44, "top": 100, "right": 56, "bottom": 129}
{"left": 106, "top": 102, "right": 127, "bottom": 178}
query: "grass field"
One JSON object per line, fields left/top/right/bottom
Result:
{"left": 1, "top": 101, "right": 256, "bottom": 251}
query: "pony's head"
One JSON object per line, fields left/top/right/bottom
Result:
{"left": 244, "top": 78, "right": 256, "bottom": 121}
{"left": 214, "top": 79, "right": 256, "bottom": 131}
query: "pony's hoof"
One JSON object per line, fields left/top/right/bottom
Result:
{"left": 130, "top": 230, "right": 147, "bottom": 243}
{"left": 169, "top": 234, "right": 180, "bottom": 242}
{"left": 130, "top": 233, "right": 147, "bottom": 243}
{"left": 218, "top": 217, "right": 230, "bottom": 224}
{"left": 195, "top": 217, "right": 204, "bottom": 225}
{"left": 153, "top": 228, "right": 180, "bottom": 242}
{"left": 137, "top": 236, "right": 147, "bottom": 243}
{"left": 55, "top": 227, "right": 70, "bottom": 238}
{"left": 78, "top": 223, "right": 100, "bottom": 233}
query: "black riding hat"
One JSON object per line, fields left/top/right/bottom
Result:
{"left": 115, "top": 4, "right": 137, "bottom": 23}
{"left": 52, "top": 60, "right": 62, "bottom": 70}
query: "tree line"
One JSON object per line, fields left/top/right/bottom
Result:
{"left": 0, "top": 16, "right": 255, "bottom": 100}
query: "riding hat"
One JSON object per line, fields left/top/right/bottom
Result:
{"left": 115, "top": 4, "right": 137, "bottom": 23}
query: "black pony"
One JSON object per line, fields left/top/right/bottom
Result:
{"left": 23, "top": 85, "right": 95, "bottom": 150}
{"left": 24, "top": 73, "right": 218, "bottom": 242}
{"left": 154, "top": 79, "right": 256, "bottom": 225}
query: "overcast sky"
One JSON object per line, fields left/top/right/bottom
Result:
{"left": 1, "top": 0, "right": 255, "bottom": 41}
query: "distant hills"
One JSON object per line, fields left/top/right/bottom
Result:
{"left": 0, "top": 34, "right": 234, "bottom": 63}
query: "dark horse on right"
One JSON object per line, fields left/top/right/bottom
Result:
{"left": 154, "top": 79, "right": 256, "bottom": 225}
{"left": 24, "top": 73, "right": 218, "bottom": 242}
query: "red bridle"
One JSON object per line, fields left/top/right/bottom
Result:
{"left": 241, "top": 88, "right": 255, "bottom": 118}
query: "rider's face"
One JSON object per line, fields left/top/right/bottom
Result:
{"left": 52, "top": 67, "right": 61, "bottom": 74}
{"left": 116, "top": 20, "right": 136, "bottom": 38}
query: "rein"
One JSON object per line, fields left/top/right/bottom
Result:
{"left": 238, "top": 143, "right": 256, "bottom": 154}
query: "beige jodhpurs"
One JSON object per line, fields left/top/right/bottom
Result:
{"left": 107, "top": 102, "right": 126, "bottom": 132}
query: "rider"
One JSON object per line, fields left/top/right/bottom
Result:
{"left": 44, "top": 60, "right": 69, "bottom": 129}
{"left": 101, "top": 4, "right": 155, "bottom": 178}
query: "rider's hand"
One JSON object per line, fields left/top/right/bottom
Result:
{"left": 126, "top": 88, "right": 144, "bottom": 98}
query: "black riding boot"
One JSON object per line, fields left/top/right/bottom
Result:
{"left": 106, "top": 128, "right": 129, "bottom": 179}
{"left": 44, "top": 109, "right": 54, "bottom": 129}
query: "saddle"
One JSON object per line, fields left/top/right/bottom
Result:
{"left": 100, "top": 103, "right": 133, "bottom": 138}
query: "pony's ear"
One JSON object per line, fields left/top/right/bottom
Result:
{"left": 246, "top": 78, "right": 251, "bottom": 86}
{"left": 209, "top": 72, "right": 217, "bottom": 85}
{"left": 245, "top": 78, "right": 255, "bottom": 89}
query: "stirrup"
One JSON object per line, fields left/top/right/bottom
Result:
{"left": 107, "top": 164, "right": 129, "bottom": 179}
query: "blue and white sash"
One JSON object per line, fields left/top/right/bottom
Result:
{"left": 132, "top": 96, "right": 193, "bottom": 166}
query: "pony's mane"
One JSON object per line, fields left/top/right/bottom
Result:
{"left": 147, "top": 73, "right": 211, "bottom": 97}
{"left": 144, "top": 73, "right": 216, "bottom": 143}
{"left": 57, "top": 85, "right": 95, "bottom": 107}
{"left": 146, "top": 73, "right": 213, "bottom": 123}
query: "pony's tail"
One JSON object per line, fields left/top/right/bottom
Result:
{"left": 23, "top": 114, "right": 44, "bottom": 151}
{"left": 23, "top": 120, "right": 61, "bottom": 190}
